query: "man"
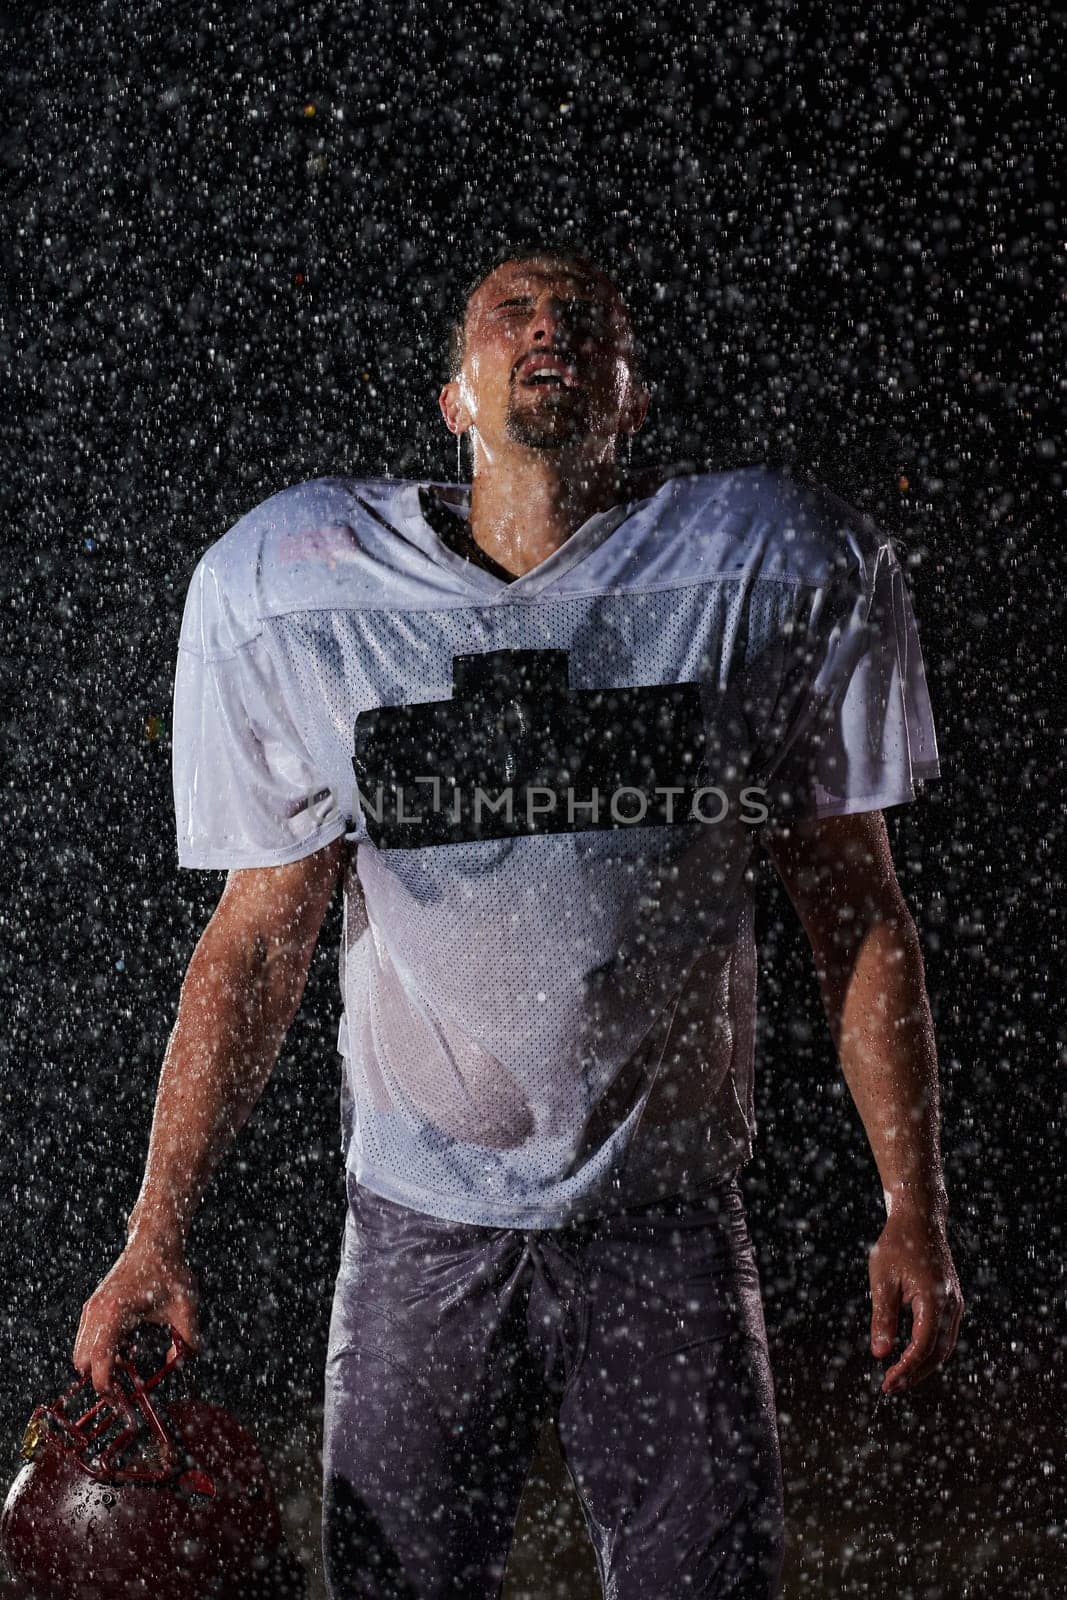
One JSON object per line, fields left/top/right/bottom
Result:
{"left": 75, "top": 244, "right": 963, "bottom": 1598}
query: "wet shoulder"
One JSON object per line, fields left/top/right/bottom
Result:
{"left": 652, "top": 464, "right": 886, "bottom": 587}
{"left": 177, "top": 475, "right": 418, "bottom": 655}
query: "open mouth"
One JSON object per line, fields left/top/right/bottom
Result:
{"left": 515, "top": 353, "right": 579, "bottom": 389}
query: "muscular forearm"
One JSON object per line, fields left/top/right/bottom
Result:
{"left": 125, "top": 925, "right": 312, "bottom": 1249}
{"left": 817, "top": 902, "right": 947, "bottom": 1219}
{"left": 766, "top": 811, "right": 961, "bottom": 1391}
{"left": 75, "top": 844, "right": 343, "bottom": 1395}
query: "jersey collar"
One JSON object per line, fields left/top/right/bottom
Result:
{"left": 394, "top": 479, "right": 654, "bottom": 601}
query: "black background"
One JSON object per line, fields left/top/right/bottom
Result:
{"left": 2, "top": 2, "right": 1062, "bottom": 1594}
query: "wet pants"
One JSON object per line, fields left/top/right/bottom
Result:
{"left": 322, "top": 1174, "right": 784, "bottom": 1598}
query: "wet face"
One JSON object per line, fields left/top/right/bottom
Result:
{"left": 440, "top": 257, "right": 647, "bottom": 458}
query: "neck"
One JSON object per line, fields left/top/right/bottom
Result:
{"left": 467, "top": 445, "right": 632, "bottom": 578}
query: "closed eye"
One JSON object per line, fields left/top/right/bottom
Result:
{"left": 493, "top": 296, "right": 605, "bottom": 318}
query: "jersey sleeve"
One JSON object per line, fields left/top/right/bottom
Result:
{"left": 171, "top": 557, "right": 348, "bottom": 870}
{"left": 762, "top": 538, "right": 941, "bottom": 822}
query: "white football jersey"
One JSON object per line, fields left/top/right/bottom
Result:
{"left": 172, "top": 467, "right": 940, "bottom": 1227}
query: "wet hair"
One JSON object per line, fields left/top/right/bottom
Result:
{"left": 443, "top": 238, "right": 645, "bottom": 386}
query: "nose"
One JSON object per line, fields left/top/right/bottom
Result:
{"left": 530, "top": 296, "right": 571, "bottom": 344}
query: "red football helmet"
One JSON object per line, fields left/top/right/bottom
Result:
{"left": 0, "top": 1326, "right": 301, "bottom": 1599}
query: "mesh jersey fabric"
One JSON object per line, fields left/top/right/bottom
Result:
{"left": 171, "top": 465, "right": 941, "bottom": 1228}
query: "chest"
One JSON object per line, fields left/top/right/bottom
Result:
{"left": 263, "top": 578, "right": 800, "bottom": 747}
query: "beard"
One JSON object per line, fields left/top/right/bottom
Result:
{"left": 504, "top": 386, "right": 592, "bottom": 450}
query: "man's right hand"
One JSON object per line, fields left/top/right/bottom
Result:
{"left": 70, "top": 842, "right": 346, "bottom": 1401}
{"left": 74, "top": 1239, "right": 200, "bottom": 1397}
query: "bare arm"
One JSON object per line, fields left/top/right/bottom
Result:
{"left": 75, "top": 835, "right": 348, "bottom": 1393}
{"left": 763, "top": 809, "right": 963, "bottom": 1394}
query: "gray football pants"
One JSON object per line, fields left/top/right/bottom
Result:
{"left": 322, "top": 1173, "right": 784, "bottom": 1598}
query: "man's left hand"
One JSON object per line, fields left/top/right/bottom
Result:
{"left": 868, "top": 1207, "right": 963, "bottom": 1395}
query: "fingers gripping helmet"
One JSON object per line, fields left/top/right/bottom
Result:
{"left": 0, "top": 1327, "right": 292, "bottom": 1599}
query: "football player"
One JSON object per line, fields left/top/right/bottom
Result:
{"left": 75, "top": 244, "right": 962, "bottom": 1598}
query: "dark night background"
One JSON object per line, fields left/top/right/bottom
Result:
{"left": 1, "top": 2, "right": 1062, "bottom": 1595}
